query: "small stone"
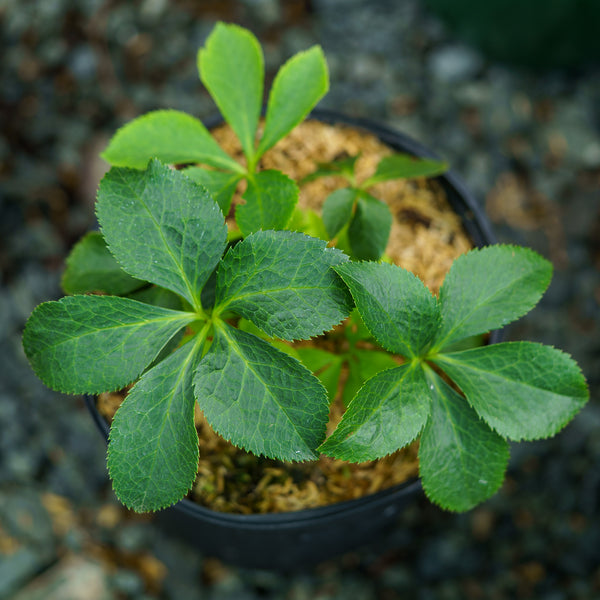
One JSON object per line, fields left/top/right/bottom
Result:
{"left": 428, "top": 45, "right": 483, "bottom": 83}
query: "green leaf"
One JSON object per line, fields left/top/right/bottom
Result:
{"left": 287, "top": 207, "right": 329, "bottom": 241}
{"left": 194, "top": 323, "right": 329, "bottom": 461}
{"left": 236, "top": 170, "right": 298, "bottom": 237}
{"left": 257, "top": 46, "right": 329, "bottom": 157}
{"left": 301, "top": 155, "right": 359, "bottom": 184}
{"left": 215, "top": 230, "right": 352, "bottom": 340}
{"left": 342, "top": 349, "right": 400, "bottom": 407}
{"left": 182, "top": 167, "right": 242, "bottom": 216}
{"left": 320, "top": 363, "right": 430, "bottom": 462}
{"left": 322, "top": 188, "right": 356, "bottom": 238}
{"left": 296, "top": 347, "right": 343, "bottom": 402}
{"left": 22, "top": 295, "right": 195, "bottom": 394}
{"left": 61, "top": 232, "right": 145, "bottom": 296}
{"left": 126, "top": 285, "right": 184, "bottom": 311}
{"left": 198, "top": 22, "right": 263, "bottom": 161}
{"left": 101, "top": 109, "right": 242, "bottom": 172}
{"left": 334, "top": 261, "right": 440, "bottom": 358}
{"left": 348, "top": 191, "right": 392, "bottom": 260}
{"left": 432, "top": 342, "right": 589, "bottom": 441}
{"left": 108, "top": 341, "right": 202, "bottom": 512}
{"left": 96, "top": 160, "right": 227, "bottom": 310}
{"left": 362, "top": 154, "right": 447, "bottom": 188}
{"left": 418, "top": 369, "right": 509, "bottom": 512}
{"left": 433, "top": 245, "right": 553, "bottom": 349}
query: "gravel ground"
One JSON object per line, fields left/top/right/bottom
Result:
{"left": 1, "top": 1, "right": 599, "bottom": 598}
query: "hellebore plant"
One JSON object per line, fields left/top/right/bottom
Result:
{"left": 22, "top": 22, "right": 589, "bottom": 513}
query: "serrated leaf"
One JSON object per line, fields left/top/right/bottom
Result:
{"left": 434, "top": 245, "right": 553, "bottom": 349}
{"left": 348, "top": 191, "right": 392, "bottom": 260}
{"left": 362, "top": 154, "right": 447, "bottom": 188}
{"left": 432, "top": 342, "right": 589, "bottom": 441}
{"left": 342, "top": 349, "right": 400, "bottom": 407}
{"left": 22, "top": 295, "right": 195, "bottom": 394}
{"left": 101, "top": 109, "right": 241, "bottom": 172}
{"left": 183, "top": 167, "right": 242, "bottom": 216}
{"left": 320, "top": 363, "right": 430, "bottom": 461}
{"left": 296, "top": 347, "right": 343, "bottom": 402}
{"left": 62, "top": 231, "right": 145, "bottom": 296}
{"left": 334, "top": 261, "right": 440, "bottom": 358}
{"left": 194, "top": 323, "right": 329, "bottom": 461}
{"left": 198, "top": 22, "right": 263, "bottom": 160}
{"left": 322, "top": 188, "right": 356, "bottom": 238}
{"left": 96, "top": 160, "right": 227, "bottom": 310}
{"left": 257, "top": 46, "right": 329, "bottom": 157}
{"left": 236, "top": 170, "right": 298, "bottom": 237}
{"left": 418, "top": 369, "right": 509, "bottom": 512}
{"left": 108, "top": 341, "right": 202, "bottom": 512}
{"left": 215, "top": 230, "right": 352, "bottom": 340}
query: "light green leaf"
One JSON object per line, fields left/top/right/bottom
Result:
{"left": 62, "top": 232, "right": 145, "bottom": 296}
{"left": 108, "top": 341, "right": 202, "bottom": 512}
{"left": 257, "top": 46, "right": 329, "bottom": 157}
{"left": 296, "top": 347, "right": 343, "bottom": 402}
{"left": 433, "top": 245, "right": 553, "bottom": 349}
{"left": 96, "top": 160, "right": 227, "bottom": 310}
{"left": 182, "top": 167, "right": 242, "bottom": 216}
{"left": 320, "top": 363, "right": 430, "bottom": 462}
{"left": 342, "top": 349, "right": 400, "bottom": 407}
{"left": 101, "top": 109, "right": 242, "bottom": 172}
{"left": 348, "top": 191, "right": 392, "bottom": 260}
{"left": 215, "top": 230, "right": 352, "bottom": 340}
{"left": 198, "top": 22, "right": 263, "bottom": 161}
{"left": 418, "top": 369, "right": 509, "bottom": 512}
{"left": 236, "top": 170, "right": 298, "bottom": 237}
{"left": 334, "top": 261, "right": 440, "bottom": 358}
{"left": 432, "top": 342, "right": 589, "bottom": 441}
{"left": 22, "top": 295, "right": 195, "bottom": 394}
{"left": 322, "top": 188, "right": 356, "bottom": 238}
{"left": 194, "top": 323, "right": 329, "bottom": 461}
{"left": 362, "top": 154, "right": 447, "bottom": 188}
{"left": 287, "top": 207, "right": 329, "bottom": 241}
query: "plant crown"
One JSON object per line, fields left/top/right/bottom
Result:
{"left": 23, "top": 23, "right": 589, "bottom": 514}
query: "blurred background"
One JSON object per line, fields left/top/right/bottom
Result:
{"left": 1, "top": 0, "right": 599, "bottom": 598}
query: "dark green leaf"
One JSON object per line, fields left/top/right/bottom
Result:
{"left": 96, "top": 160, "right": 227, "bottom": 310}
{"left": 322, "top": 188, "right": 356, "bottom": 238}
{"left": 108, "top": 341, "right": 202, "bottom": 512}
{"left": 419, "top": 369, "right": 509, "bottom": 512}
{"left": 342, "top": 349, "right": 399, "bottom": 407}
{"left": 348, "top": 191, "right": 392, "bottom": 260}
{"left": 22, "top": 295, "right": 195, "bottom": 394}
{"left": 215, "top": 230, "right": 352, "bottom": 340}
{"left": 183, "top": 167, "right": 242, "bottom": 216}
{"left": 320, "top": 363, "right": 430, "bottom": 461}
{"left": 194, "top": 324, "right": 329, "bottom": 461}
{"left": 257, "top": 46, "right": 329, "bottom": 157}
{"left": 296, "top": 347, "right": 343, "bottom": 402}
{"left": 433, "top": 245, "right": 553, "bottom": 349}
{"left": 236, "top": 170, "right": 298, "bottom": 237}
{"left": 198, "top": 22, "right": 263, "bottom": 160}
{"left": 126, "top": 285, "right": 184, "bottom": 311}
{"left": 61, "top": 232, "right": 145, "bottom": 296}
{"left": 362, "top": 154, "right": 447, "bottom": 188}
{"left": 334, "top": 261, "right": 440, "bottom": 357}
{"left": 432, "top": 342, "right": 589, "bottom": 440}
{"left": 101, "top": 109, "right": 241, "bottom": 172}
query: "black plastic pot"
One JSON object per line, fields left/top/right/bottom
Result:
{"left": 85, "top": 110, "right": 500, "bottom": 571}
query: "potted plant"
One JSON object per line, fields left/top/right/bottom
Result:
{"left": 22, "top": 23, "right": 589, "bottom": 569}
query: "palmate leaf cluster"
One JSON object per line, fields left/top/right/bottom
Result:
{"left": 305, "top": 153, "right": 447, "bottom": 261}
{"left": 22, "top": 22, "right": 589, "bottom": 514}
{"left": 101, "top": 22, "right": 328, "bottom": 240}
